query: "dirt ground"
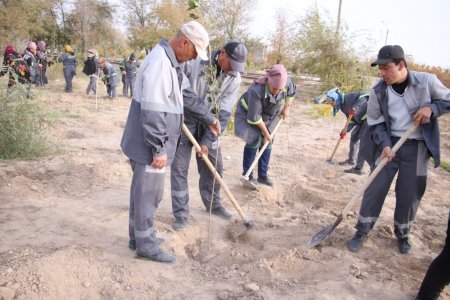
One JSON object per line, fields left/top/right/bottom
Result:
{"left": 0, "top": 75, "right": 449, "bottom": 300}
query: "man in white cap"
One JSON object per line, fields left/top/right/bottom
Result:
{"left": 170, "top": 40, "right": 248, "bottom": 230}
{"left": 121, "top": 20, "right": 210, "bottom": 263}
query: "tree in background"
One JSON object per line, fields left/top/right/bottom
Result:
{"left": 200, "top": 0, "right": 256, "bottom": 49}
{"left": 266, "top": 9, "right": 293, "bottom": 67}
{"left": 290, "top": 6, "right": 371, "bottom": 92}
{"left": 122, "top": 0, "right": 192, "bottom": 54}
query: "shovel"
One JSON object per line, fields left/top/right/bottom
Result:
{"left": 308, "top": 124, "right": 419, "bottom": 248}
{"left": 182, "top": 124, "right": 254, "bottom": 232}
{"left": 326, "top": 110, "right": 354, "bottom": 164}
{"left": 240, "top": 117, "right": 284, "bottom": 189}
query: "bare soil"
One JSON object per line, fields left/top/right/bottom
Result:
{"left": 1, "top": 76, "right": 449, "bottom": 299}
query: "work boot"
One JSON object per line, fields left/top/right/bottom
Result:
{"left": 344, "top": 167, "right": 363, "bottom": 175}
{"left": 398, "top": 237, "right": 412, "bottom": 254}
{"left": 347, "top": 231, "right": 368, "bottom": 253}
{"left": 210, "top": 206, "right": 232, "bottom": 219}
{"left": 257, "top": 176, "right": 274, "bottom": 187}
{"left": 128, "top": 237, "right": 165, "bottom": 250}
{"left": 137, "top": 250, "right": 176, "bottom": 263}
{"left": 339, "top": 159, "right": 355, "bottom": 166}
{"left": 172, "top": 218, "right": 188, "bottom": 231}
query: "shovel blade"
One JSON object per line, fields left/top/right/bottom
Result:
{"left": 240, "top": 178, "right": 258, "bottom": 190}
{"left": 308, "top": 216, "right": 343, "bottom": 248}
{"left": 308, "top": 224, "right": 336, "bottom": 248}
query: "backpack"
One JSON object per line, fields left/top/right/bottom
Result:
{"left": 83, "top": 57, "right": 97, "bottom": 75}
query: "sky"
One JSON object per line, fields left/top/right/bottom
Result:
{"left": 250, "top": 0, "right": 450, "bottom": 68}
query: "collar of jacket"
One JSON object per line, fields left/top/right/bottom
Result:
{"left": 159, "top": 39, "right": 181, "bottom": 69}
{"left": 204, "top": 49, "right": 238, "bottom": 78}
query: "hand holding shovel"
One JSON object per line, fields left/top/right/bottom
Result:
{"left": 309, "top": 124, "right": 419, "bottom": 248}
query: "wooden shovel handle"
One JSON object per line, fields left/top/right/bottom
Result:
{"left": 181, "top": 124, "right": 251, "bottom": 223}
{"left": 328, "top": 112, "right": 354, "bottom": 161}
{"left": 340, "top": 124, "right": 419, "bottom": 218}
{"left": 242, "top": 117, "right": 284, "bottom": 180}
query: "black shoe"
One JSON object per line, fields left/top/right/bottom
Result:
{"left": 339, "top": 159, "right": 355, "bottom": 166}
{"left": 398, "top": 237, "right": 412, "bottom": 254}
{"left": 129, "top": 237, "right": 165, "bottom": 250}
{"left": 137, "top": 250, "right": 176, "bottom": 263}
{"left": 210, "top": 206, "right": 232, "bottom": 219}
{"left": 348, "top": 231, "right": 368, "bottom": 253}
{"left": 344, "top": 167, "right": 363, "bottom": 175}
{"left": 257, "top": 176, "right": 274, "bottom": 186}
{"left": 172, "top": 218, "right": 188, "bottom": 231}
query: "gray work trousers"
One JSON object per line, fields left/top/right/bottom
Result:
{"left": 355, "top": 139, "right": 429, "bottom": 238}
{"left": 107, "top": 83, "right": 117, "bottom": 99}
{"left": 349, "top": 122, "right": 369, "bottom": 170}
{"left": 128, "top": 160, "right": 166, "bottom": 257}
{"left": 171, "top": 139, "right": 223, "bottom": 221}
{"left": 63, "top": 65, "right": 76, "bottom": 92}
{"left": 86, "top": 75, "right": 97, "bottom": 94}
{"left": 123, "top": 76, "right": 136, "bottom": 98}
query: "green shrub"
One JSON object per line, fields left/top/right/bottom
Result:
{"left": 441, "top": 161, "right": 450, "bottom": 172}
{"left": 0, "top": 86, "right": 55, "bottom": 159}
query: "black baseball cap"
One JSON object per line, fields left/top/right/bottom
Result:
{"left": 224, "top": 40, "right": 247, "bottom": 72}
{"left": 371, "top": 45, "right": 405, "bottom": 67}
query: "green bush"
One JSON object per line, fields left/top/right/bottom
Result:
{"left": 441, "top": 161, "right": 450, "bottom": 172}
{"left": 0, "top": 86, "right": 55, "bottom": 159}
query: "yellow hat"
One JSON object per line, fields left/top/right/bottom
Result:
{"left": 64, "top": 45, "right": 73, "bottom": 52}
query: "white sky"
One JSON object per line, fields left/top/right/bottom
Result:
{"left": 250, "top": 0, "right": 450, "bottom": 68}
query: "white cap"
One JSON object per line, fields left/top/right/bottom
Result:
{"left": 180, "top": 21, "right": 209, "bottom": 61}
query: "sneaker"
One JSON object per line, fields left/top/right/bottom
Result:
{"left": 339, "top": 159, "right": 355, "bottom": 166}
{"left": 240, "top": 177, "right": 259, "bottom": 190}
{"left": 344, "top": 167, "right": 363, "bottom": 175}
{"left": 347, "top": 231, "right": 368, "bottom": 253}
{"left": 137, "top": 250, "right": 176, "bottom": 263}
{"left": 210, "top": 206, "right": 232, "bottom": 219}
{"left": 398, "top": 237, "right": 412, "bottom": 254}
{"left": 128, "top": 237, "right": 165, "bottom": 250}
{"left": 257, "top": 176, "right": 274, "bottom": 186}
{"left": 172, "top": 218, "right": 188, "bottom": 231}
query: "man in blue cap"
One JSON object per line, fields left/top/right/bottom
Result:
{"left": 325, "top": 87, "right": 370, "bottom": 174}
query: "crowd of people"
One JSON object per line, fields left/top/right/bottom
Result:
{"left": 0, "top": 41, "right": 139, "bottom": 100}
{"left": 1, "top": 20, "right": 449, "bottom": 299}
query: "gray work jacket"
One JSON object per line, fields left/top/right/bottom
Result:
{"left": 367, "top": 70, "right": 450, "bottom": 167}
{"left": 120, "top": 40, "right": 188, "bottom": 164}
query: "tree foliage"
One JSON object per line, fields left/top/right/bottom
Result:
{"left": 290, "top": 6, "right": 371, "bottom": 92}
{"left": 122, "top": 0, "right": 192, "bottom": 54}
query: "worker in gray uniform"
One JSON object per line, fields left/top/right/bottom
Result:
{"left": 120, "top": 21, "right": 209, "bottom": 263}
{"left": 170, "top": 40, "right": 248, "bottom": 230}
{"left": 58, "top": 45, "right": 77, "bottom": 93}
{"left": 121, "top": 53, "right": 139, "bottom": 98}
{"left": 325, "top": 88, "right": 370, "bottom": 174}
{"left": 235, "top": 64, "right": 296, "bottom": 188}
{"left": 348, "top": 45, "right": 450, "bottom": 255}
{"left": 99, "top": 57, "right": 119, "bottom": 100}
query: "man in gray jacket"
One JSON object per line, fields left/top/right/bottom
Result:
{"left": 120, "top": 21, "right": 209, "bottom": 263}
{"left": 170, "top": 40, "right": 247, "bottom": 230}
{"left": 348, "top": 45, "right": 450, "bottom": 255}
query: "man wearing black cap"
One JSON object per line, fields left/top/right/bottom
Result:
{"left": 347, "top": 45, "right": 450, "bottom": 254}
{"left": 170, "top": 39, "right": 248, "bottom": 230}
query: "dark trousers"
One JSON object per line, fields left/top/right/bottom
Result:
{"left": 242, "top": 135, "right": 272, "bottom": 179}
{"left": 355, "top": 139, "right": 429, "bottom": 238}
{"left": 349, "top": 122, "right": 368, "bottom": 170}
{"left": 417, "top": 214, "right": 450, "bottom": 300}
